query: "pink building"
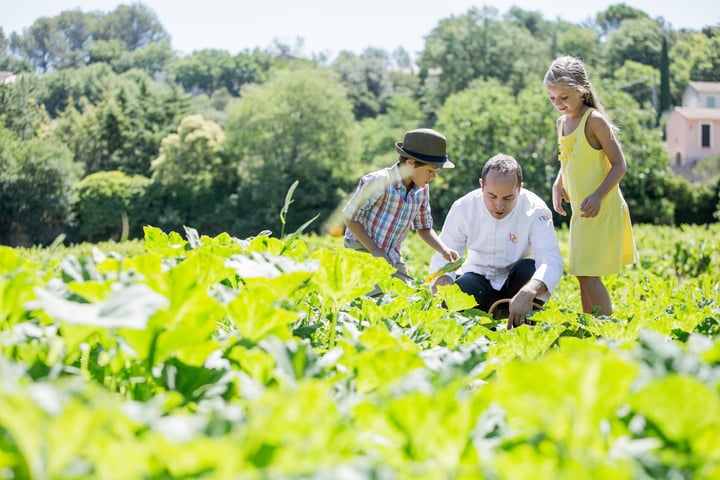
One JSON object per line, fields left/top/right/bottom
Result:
{"left": 666, "top": 81, "right": 720, "bottom": 169}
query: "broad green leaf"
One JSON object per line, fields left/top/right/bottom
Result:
{"left": 492, "top": 442, "right": 634, "bottom": 480}
{"left": 226, "top": 287, "right": 298, "bottom": 342}
{"left": 143, "top": 226, "right": 189, "bottom": 258}
{"left": 241, "top": 380, "right": 357, "bottom": 473}
{"left": 225, "top": 251, "right": 317, "bottom": 281}
{"left": 0, "top": 246, "right": 25, "bottom": 274}
{"left": 67, "top": 280, "right": 113, "bottom": 303}
{"left": 488, "top": 341, "right": 638, "bottom": 451}
{"left": 30, "top": 284, "right": 169, "bottom": 330}
{"left": 489, "top": 324, "right": 563, "bottom": 362}
{"left": 226, "top": 346, "right": 276, "bottom": 385}
{"left": 436, "top": 283, "right": 477, "bottom": 312}
{"left": 310, "top": 248, "right": 395, "bottom": 307}
{"left": 1, "top": 271, "right": 42, "bottom": 328}
{"left": 629, "top": 375, "right": 720, "bottom": 455}
{"left": 352, "top": 386, "right": 485, "bottom": 469}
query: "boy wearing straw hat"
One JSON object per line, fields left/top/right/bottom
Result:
{"left": 343, "top": 128, "right": 458, "bottom": 290}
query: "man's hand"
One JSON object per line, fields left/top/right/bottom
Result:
{"left": 506, "top": 287, "right": 537, "bottom": 329}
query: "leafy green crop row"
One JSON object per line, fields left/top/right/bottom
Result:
{"left": 1, "top": 223, "right": 719, "bottom": 479}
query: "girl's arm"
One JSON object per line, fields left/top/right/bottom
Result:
{"left": 552, "top": 170, "right": 568, "bottom": 216}
{"left": 416, "top": 228, "right": 458, "bottom": 263}
{"left": 582, "top": 112, "right": 627, "bottom": 217}
{"left": 552, "top": 116, "right": 569, "bottom": 215}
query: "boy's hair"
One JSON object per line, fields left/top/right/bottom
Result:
{"left": 544, "top": 55, "right": 618, "bottom": 131}
{"left": 481, "top": 153, "right": 523, "bottom": 187}
{"left": 397, "top": 156, "right": 432, "bottom": 168}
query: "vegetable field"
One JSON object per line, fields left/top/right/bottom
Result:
{"left": 1, "top": 223, "right": 719, "bottom": 479}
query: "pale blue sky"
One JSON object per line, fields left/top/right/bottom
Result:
{"left": 3, "top": 0, "right": 718, "bottom": 59}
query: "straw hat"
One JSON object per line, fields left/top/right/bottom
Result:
{"left": 395, "top": 128, "right": 454, "bottom": 168}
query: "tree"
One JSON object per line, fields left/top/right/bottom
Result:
{"left": 595, "top": 3, "right": 650, "bottom": 36}
{"left": 224, "top": 68, "right": 355, "bottom": 236}
{"left": 0, "top": 27, "right": 16, "bottom": 71}
{"left": 554, "top": 23, "right": 600, "bottom": 64}
{"left": 52, "top": 69, "right": 189, "bottom": 176}
{"left": 93, "top": 3, "right": 168, "bottom": 52}
{"left": 54, "top": 9, "right": 95, "bottom": 69}
{"left": 355, "top": 96, "right": 425, "bottom": 170}
{"left": 10, "top": 16, "right": 64, "bottom": 73}
{"left": 419, "top": 7, "right": 499, "bottom": 106}
{"left": 433, "top": 78, "right": 534, "bottom": 219}
{"left": 658, "top": 35, "right": 671, "bottom": 122}
{"left": 418, "top": 6, "right": 550, "bottom": 113}
{"left": 666, "top": 29, "right": 720, "bottom": 106}
{"left": 504, "top": 7, "right": 554, "bottom": 37}
{"left": 108, "top": 37, "right": 174, "bottom": 75}
{"left": 8, "top": 5, "right": 170, "bottom": 74}
{"left": 691, "top": 30, "right": 720, "bottom": 81}
{"left": 390, "top": 47, "right": 413, "bottom": 71}
{"left": 168, "top": 47, "right": 273, "bottom": 98}
{"left": 332, "top": 48, "right": 394, "bottom": 120}
{"left": 149, "top": 114, "right": 235, "bottom": 234}
{"left": 0, "top": 76, "right": 49, "bottom": 139}
{"left": 74, "top": 170, "right": 151, "bottom": 241}
{"left": 169, "top": 49, "right": 236, "bottom": 96}
{"left": 0, "top": 125, "right": 81, "bottom": 246}
{"left": 604, "top": 17, "right": 665, "bottom": 72}
{"left": 613, "top": 60, "right": 659, "bottom": 110}
{"left": 33, "top": 62, "right": 116, "bottom": 117}
{"left": 151, "top": 114, "right": 226, "bottom": 190}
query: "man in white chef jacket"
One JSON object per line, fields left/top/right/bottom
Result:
{"left": 429, "top": 153, "right": 564, "bottom": 329}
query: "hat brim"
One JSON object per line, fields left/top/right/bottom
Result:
{"left": 395, "top": 143, "right": 455, "bottom": 168}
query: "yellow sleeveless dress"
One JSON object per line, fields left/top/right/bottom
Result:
{"left": 558, "top": 108, "right": 638, "bottom": 276}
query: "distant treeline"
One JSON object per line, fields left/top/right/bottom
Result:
{"left": 1, "top": 2, "right": 718, "bottom": 246}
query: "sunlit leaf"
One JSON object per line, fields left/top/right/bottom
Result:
{"left": 30, "top": 284, "right": 169, "bottom": 330}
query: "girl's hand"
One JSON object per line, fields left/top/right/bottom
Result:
{"left": 580, "top": 193, "right": 601, "bottom": 217}
{"left": 552, "top": 183, "right": 569, "bottom": 216}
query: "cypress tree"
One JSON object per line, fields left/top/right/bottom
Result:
{"left": 658, "top": 35, "right": 671, "bottom": 126}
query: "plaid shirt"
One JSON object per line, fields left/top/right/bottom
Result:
{"left": 343, "top": 163, "right": 434, "bottom": 266}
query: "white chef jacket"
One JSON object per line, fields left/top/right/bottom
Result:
{"left": 429, "top": 188, "right": 563, "bottom": 301}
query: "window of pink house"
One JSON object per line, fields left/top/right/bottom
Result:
{"left": 701, "top": 124, "right": 711, "bottom": 148}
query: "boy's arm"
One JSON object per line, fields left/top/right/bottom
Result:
{"left": 416, "top": 228, "right": 458, "bottom": 263}
{"left": 344, "top": 218, "right": 387, "bottom": 261}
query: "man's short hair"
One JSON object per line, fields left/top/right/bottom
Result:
{"left": 481, "top": 153, "right": 523, "bottom": 187}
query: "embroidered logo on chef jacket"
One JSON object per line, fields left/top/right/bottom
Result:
{"left": 509, "top": 233, "right": 518, "bottom": 244}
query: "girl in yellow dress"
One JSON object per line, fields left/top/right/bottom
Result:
{"left": 544, "top": 55, "right": 638, "bottom": 316}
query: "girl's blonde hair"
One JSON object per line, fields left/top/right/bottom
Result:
{"left": 544, "top": 55, "right": 618, "bottom": 131}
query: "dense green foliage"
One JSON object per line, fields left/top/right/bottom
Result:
{"left": 74, "top": 170, "right": 151, "bottom": 241}
{"left": 0, "top": 125, "right": 80, "bottom": 245}
{"left": 224, "top": 68, "right": 356, "bottom": 235}
{"left": 1, "top": 223, "right": 718, "bottom": 478}
{"left": 1, "top": 3, "right": 719, "bottom": 247}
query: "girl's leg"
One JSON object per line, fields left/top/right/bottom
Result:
{"left": 577, "top": 276, "right": 612, "bottom": 316}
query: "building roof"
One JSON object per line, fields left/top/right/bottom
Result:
{"left": 0, "top": 71, "right": 16, "bottom": 83}
{"left": 687, "top": 81, "right": 720, "bottom": 94}
{"left": 673, "top": 107, "right": 720, "bottom": 120}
